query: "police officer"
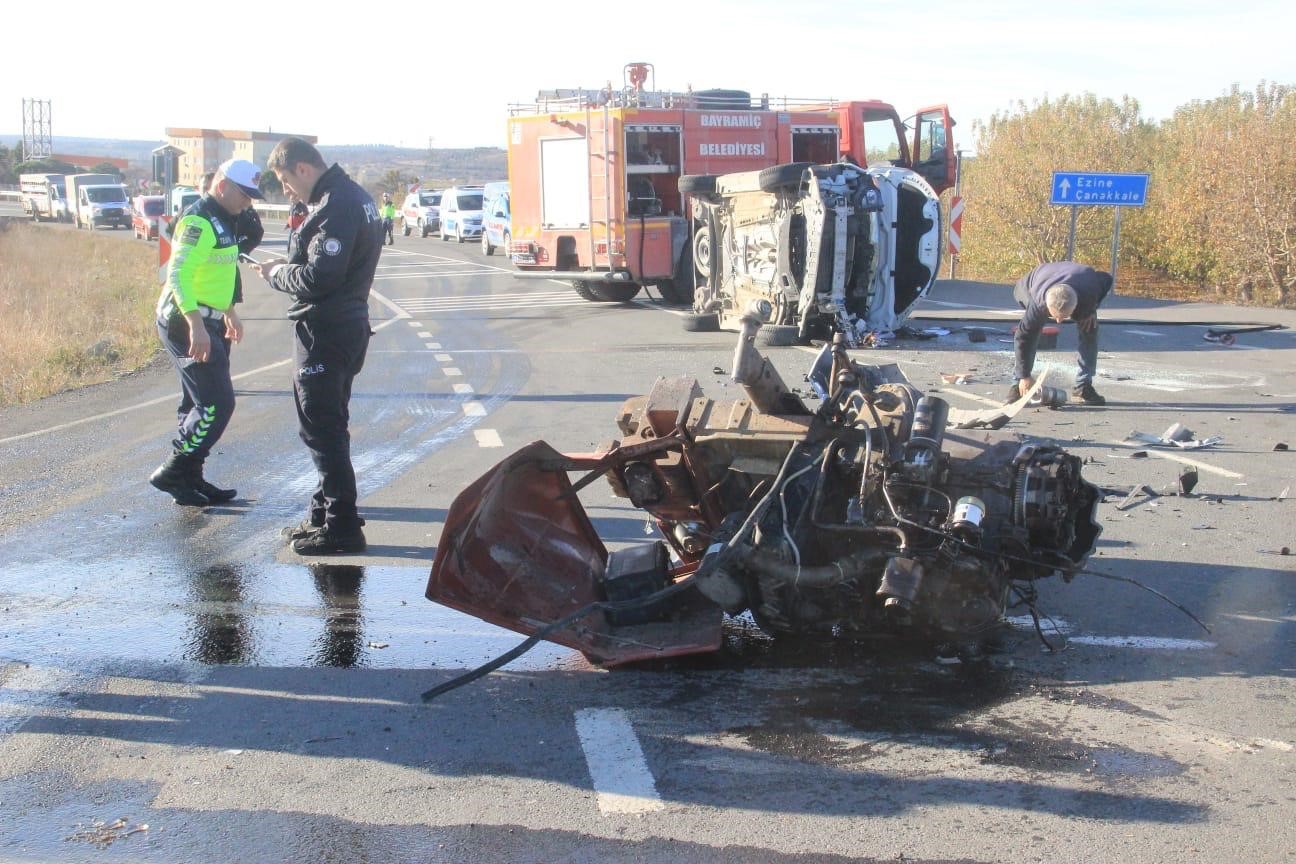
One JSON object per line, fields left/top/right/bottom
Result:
{"left": 1007, "top": 261, "right": 1113, "bottom": 406}
{"left": 149, "top": 159, "right": 264, "bottom": 505}
{"left": 380, "top": 193, "right": 396, "bottom": 245}
{"left": 253, "top": 137, "right": 382, "bottom": 555}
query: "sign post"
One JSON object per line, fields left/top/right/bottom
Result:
{"left": 1051, "top": 171, "right": 1148, "bottom": 290}
{"left": 947, "top": 149, "right": 963, "bottom": 278}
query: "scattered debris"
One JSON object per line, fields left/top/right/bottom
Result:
{"left": 712, "top": 366, "right": 725, "bottom": 376}
{"left": 967, "top": 329, "right": 987, "bottom": 343}
{"left": 940, "top": 372, "right": 975, "bottom": 385}
{"left": 1126, "top": 423, "right": 1223, "bottom": 450}
{"left": 1204, "top": 323, "right": 1286, "bottom": 345}
{"left": 222, "top": 748, "right": 243, "bottom": 755}
{"left": 1117, "top": 485, "right": 1159, "bottom": 511}
{"left": 66, "top": 818, "right": 149, "bottom": 848}
{"left": 1275, "top": 442, "right": 1289, "bottom": 451}
{"left": 1178, "top": 467, "right": 1200, "bottom": 496}
{"left": 1130, "top": 450, "right": 1149, "bottom": 458}
{"left": 367, "top": 641, "right": 390, "bottom": 649}
{"left": 1277, "top": 486, "right": 1290, "bottom": 501}
{"left": 303, "top": 736, "right": 343, "bottom": 744}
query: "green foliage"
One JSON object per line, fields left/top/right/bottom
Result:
{"left": 90, "top": 162, "right": 123, "bottom": 178}
{"left": 960, "top": 84, "right": 1296, "bottom": 306}
{"left": 375, "top": 169, "right": 411, "bottom": 200}
{"left": 258, "top": 170, "right": 283, "bottom": 200}
{"left": 14, "top": 158, "right": 80, "bottom": 177}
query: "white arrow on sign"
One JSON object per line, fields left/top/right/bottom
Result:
{"left": 1058, "top": 178, "right": 1071, "bottom": 199}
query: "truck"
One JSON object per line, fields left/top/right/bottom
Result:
{"left": 65, "top": 173, "right": 131, "bottom": 231}
{"left": 19, "top": 173, "right": 68, "bottom": 222}
{"left": 505, "top": 62, "right": 954, "bottom": 304}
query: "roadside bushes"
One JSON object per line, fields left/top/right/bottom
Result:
{"left": 958, "top": 82, "right": 1296, "bottom": 307}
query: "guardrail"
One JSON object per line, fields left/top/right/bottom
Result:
{"left": 0, "top": 191, "right": 292, "bottom": 216}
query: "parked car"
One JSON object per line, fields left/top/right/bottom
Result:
{"left": 132, "top": 195, "right": 166, "bottom": 240}
{"left": 401, "top": 189, "right": 442, "bottom": 237}
{"left": 439, "top": 186, "right": 484, "bottom": 243}
{"left": 480, "top": 181, "right": 510, "bottom": 256}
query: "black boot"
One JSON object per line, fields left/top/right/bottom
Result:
{"left": 190, "top": 459, "right": 237, "bottom": 502}
{"left": 149, "top": 453, "right": 211, "bottom": 506}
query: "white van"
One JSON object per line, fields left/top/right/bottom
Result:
{"left": 438, "top": 185, "right": 484, "bottom": 243}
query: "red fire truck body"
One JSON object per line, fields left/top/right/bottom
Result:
{"left": 506, "top": 64, "right": 954, "bottom": 303}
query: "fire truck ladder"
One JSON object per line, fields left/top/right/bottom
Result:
{"left": 587, "top": 101, "right": 616, "bottom": 277}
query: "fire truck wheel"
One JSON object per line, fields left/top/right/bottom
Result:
{"left": 571, "top": 280, "right": 601, "bottom": 301}
{"left": 590, "top": 283, "right": 640, "bottom": 302}
{"left": 657, "top": 243, "right": 695, "bottom": 305}
{"left": 758, "top": 162, "right": 814, "bottom": 193}
{"left": 755, "top": 324, "right": 802, "bottom": 347}
{"left": 682, "top": 312, "right": 720, "bottom": 332}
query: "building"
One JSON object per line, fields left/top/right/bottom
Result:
{"left": 164, "top": 128, "right": 318, "bottom": 187}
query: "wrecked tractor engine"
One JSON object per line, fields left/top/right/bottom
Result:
{"left": 427, "top": 317, "right": 1101, "bottom": 666}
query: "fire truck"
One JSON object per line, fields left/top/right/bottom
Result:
{"left": 507, "top": 62, "right": 955, "bottom": 304}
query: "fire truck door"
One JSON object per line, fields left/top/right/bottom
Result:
{"left": 909, "top": 105, "right": 955, "bottom": 194}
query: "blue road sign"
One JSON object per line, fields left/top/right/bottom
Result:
{"left": 1051, "top": 171, "right": 1149, "bottom": 207}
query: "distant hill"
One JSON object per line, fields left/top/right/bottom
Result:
{"left": 0, "top": 135, "right": 506, "bottom": 187}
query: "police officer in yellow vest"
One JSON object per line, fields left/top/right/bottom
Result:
{"left": 149, "top": 159, "right": 263, "bottom": 506}
{"left": 380, "top": 193, "right": 396, "bottom": 246}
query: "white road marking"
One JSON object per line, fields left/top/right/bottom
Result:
{"left": 426, "top": 342, "right": 442, "bottom": 350}
{"left": 936, "top": 388, "right": 1003, "bottom": 407}
{"left": 1123, "top": 329, "right": 1165, "bottom": 337}
{"left": 1107, "top": 441, "right": 1244, "bottom": 479}
{"left": 375, "top": 270, "right": 517, "bottom": 281}
{"left": 417, "top": 331, "right": 433, "bottom": 338}
{"left": 1067, "top": 635, "right": 1216, "bottom": 650}
{"left": 473, "top": 429, "right": 503, "bottom": 448}
{"left": 0, "top": 289, "right": 408, "bottom": 447}
{"left": 443, "top": 367, "right": 462, "bottom": 377}
{"left": 434, "top": 354, "right": 453, "bottom": 363}
{"left": 574, "top": 708, "right": 664, "bottom": 815}
{"left": 453, "top": 383, "right": 474, "bottom": 394}
{"left": 407, "top": 321, "right": 423, "bottom": 327}
{"left": 1221, "top": 612, "right": 1296, "bottom": 624}
{"left": 463, "top": 401, "right": 486, "bottom": 417}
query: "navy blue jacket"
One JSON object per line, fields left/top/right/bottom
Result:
{"left": 269, "top": 164, "right": 383, "bottom": 323}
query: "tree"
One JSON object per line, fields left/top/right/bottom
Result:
{"left": 377, "top": 169, "right": 410, "bottom": 201}
{"left": 90, "top": 162, "right": 124, "bottom": 178}
{"left": 259, "top": 170, "right": 283, "bottom": 201}
{"left": 960, "top": 94, "right": 1154, "bottom": 280}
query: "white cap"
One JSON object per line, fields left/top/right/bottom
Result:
{"left": 218, "top": 159, "right": 265, "bottom": 199}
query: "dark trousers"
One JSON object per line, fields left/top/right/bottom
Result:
{"left": 293, "top": 318, "right": 370, "bottom": 531}
{"left": 1013, "top": 308, "right": 1100, "bottom": 388}
{"left": 383, "top": 219, "right": 394, "bottom": 245}
{"left": 158, "top": 314, "right": 235, "bottom": 461}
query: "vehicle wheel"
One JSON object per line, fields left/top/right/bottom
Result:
{"left": 758, "top": 162, "right": 813, "bottom": 193}
{"left": 502, "top": 231, "right": 511, "bottom": 259}
{"left": 420, "top": 221, "right": 429, "bottom": 238}
{"left": 482, "top": 232, "right": 494, "bottom": 255}
{"left": 456, "top": 228, "right": 466, "bottom": 244}
{"left": 590, "top": 282, "right": 641, "bottom": 302}
{"left": 657, "top": 242, "right": 695, "bottom": 305}
{"left": 677, "top": 174, "right": 718, "bottom": 196}
{"left": 755, "top": 324, "right": 802, "bottom": 347}
{"left": 572, "top": 280, "right": 600, "bottom": 301}
{"left": 440, "top": 227, "right": 449, "bottom": 241}
{"left": 403, "top": 220, "right": 411, "bottom": 237}
{"left": 682, "top": 312, "right": 720, "bottom": 332}
{"left": 692, "top": 224, "right": 713, "bottom": 279}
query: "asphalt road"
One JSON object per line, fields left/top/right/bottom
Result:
{"left": 2, "top": 216, "right": 1295, "bottom": 863}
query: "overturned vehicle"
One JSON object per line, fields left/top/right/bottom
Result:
{"left": 681, "top": 160, "right": 942, "bottom": 346}
{"left": 427, "top": 309, "right": 1101, "bottom": 667}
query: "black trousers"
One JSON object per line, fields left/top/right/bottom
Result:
{"left": 383, "top": 219, "right": 394, "bottom": 245}
{"left": 159, "top": 314, "right": 234, "bottom": 461}
{"left": 293, "top": 318, "right": 370, "bottom": 531}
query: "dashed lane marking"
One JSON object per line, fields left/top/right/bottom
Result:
{"left": 434, "top": 354, "right": 453, "bottom": 363}
{"left": 452, "top": 383, "right": 474, "bottom": 394}
{"left": 1107, "top": 440, "right": 1244, "bottom": 479}
{"left": 443, "top": 367, "right": 462, "bottom": 377}
{"left": 574, "top": 708, "right": 664, "bottom": 815}
{"left": 417, "top": 331, "right": 433, "bottom": 338}
{"left": 463, "top": 401, "right": 486, "bottom": 417}
{"left": 473, "top": 429, "right": 503, "bottom": 448}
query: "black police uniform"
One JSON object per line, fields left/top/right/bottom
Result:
{"left": 268, "top": 164, "right": 383, "bottom": 533}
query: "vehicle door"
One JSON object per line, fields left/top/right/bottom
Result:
{"left": 908, "top": 105, "right": 956, "bottom": 194}
{"left": 444, "top": 192, "right": 458, "bottom": 233}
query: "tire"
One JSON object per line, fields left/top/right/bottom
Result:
{"left": 682, "top": 312, "right": 720, "bottom": 332}
{"left": 692, "top": 224, "right": 713, "bottom": 279}
{"left": 590, "top": 282, "right": 641, "bottom": 302}
{"left": 677, "top": 174, "right": 718, "bottom": 196}
{"left": 755, "top": 324, "right": 802, "bottom": 347}
{"left": 758, "top": 162, "right": 813, "bottom": 193}
{"left": 440, "top": 226, "right": 449, "bottom": 241}
{"left": 572, "top": 280, "right": 600, "bottom": 302}
{"left": 502, "top": 231, "right": 511, "bottom": 260}
{"left": 482, "top": 232, "right": 493, "bottom": 255}
{"left": 657, "top": 242, "right": 695, "bottom": 305}
{"left": 403, "top": 220, "right": 411, "bottom": 237}
{"left": 456, "top": 227, "right": 466, "bottom": 244}
{"left": 420, "top": 221, "right": 429, "bottom": 238}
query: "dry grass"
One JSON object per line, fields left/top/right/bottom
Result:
{"left": 0, "top": 221, "right": 160, "bottom": 407}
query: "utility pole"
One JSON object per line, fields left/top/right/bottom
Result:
{"left": 21, "top": 98, "right": 54, "bottom": 160}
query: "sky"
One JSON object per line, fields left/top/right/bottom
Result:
{"left": 5, "top": 0, "right": 1294, "bottom": 152}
